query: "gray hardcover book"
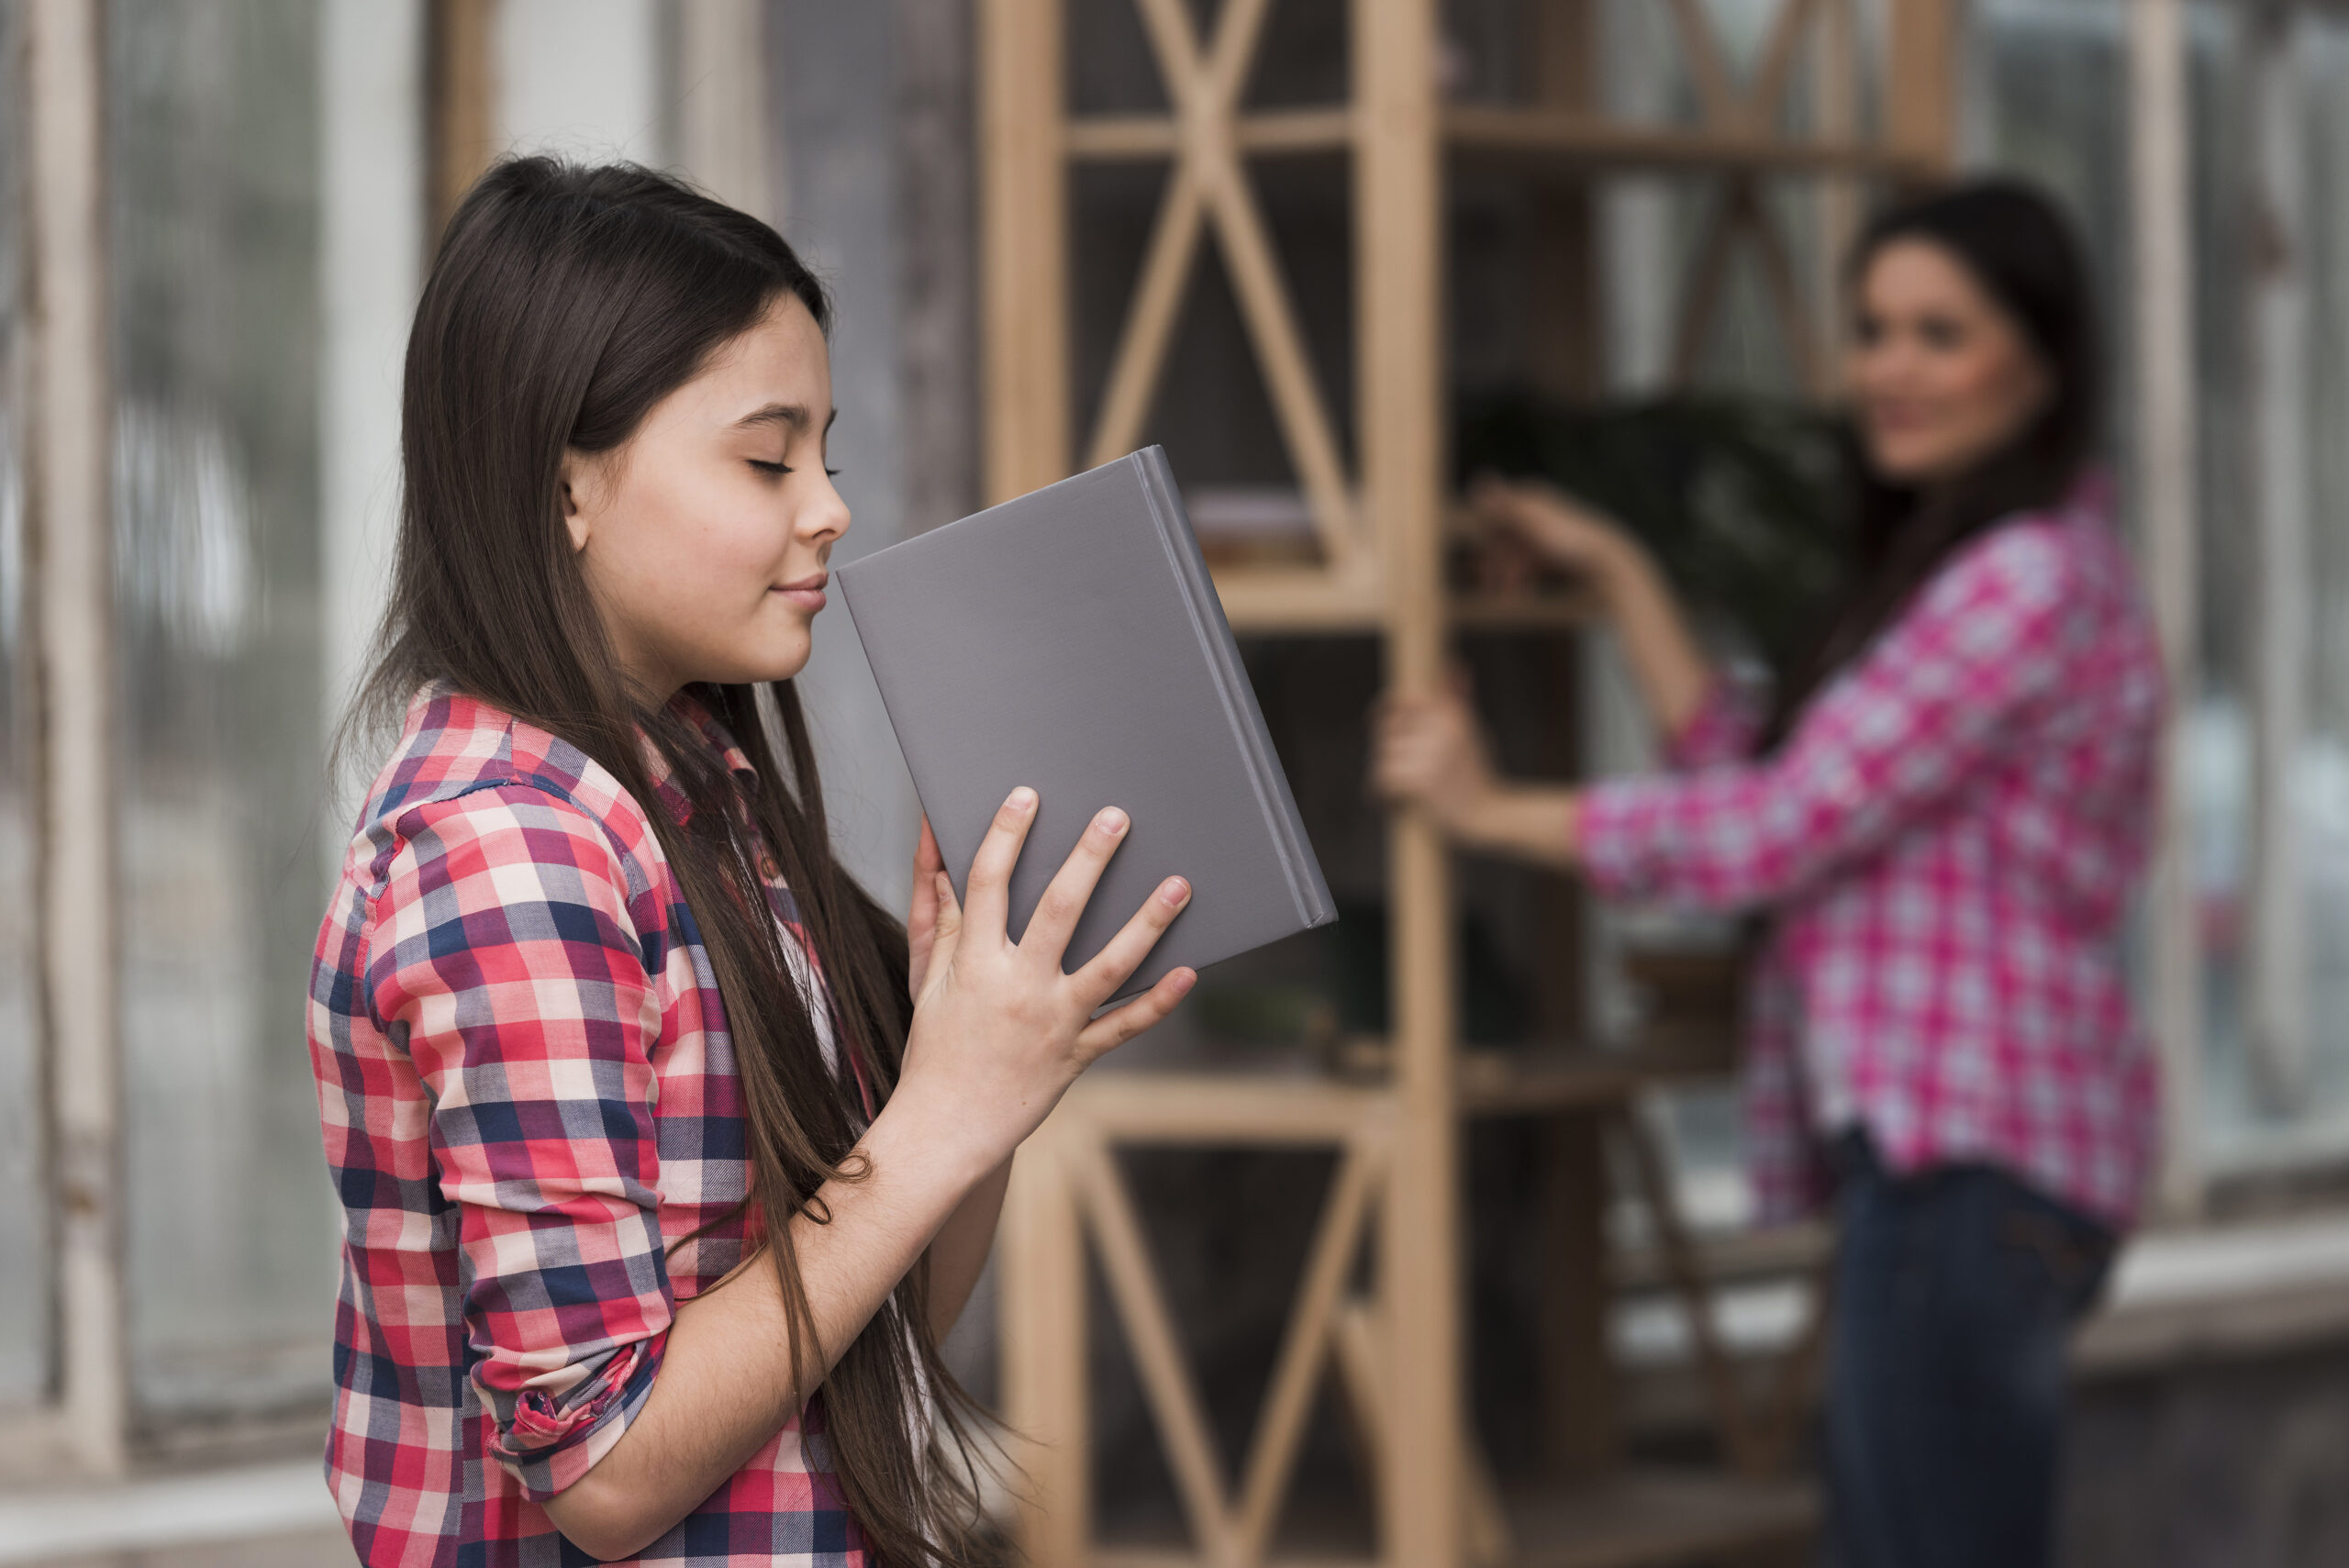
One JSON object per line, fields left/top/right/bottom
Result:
{"left": 835, "top": 447, "right": 1336, "bottom": 998}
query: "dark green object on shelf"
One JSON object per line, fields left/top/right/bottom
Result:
{"left": 1455, "top": 388, "right": 1856, "bottom": 684}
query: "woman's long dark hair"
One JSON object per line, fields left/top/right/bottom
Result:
{"left": 1763, "top": 179, "right": 2102, "bottom": 746}
{"left": 350, "top": 159, "right": 986, "bottom": 1564}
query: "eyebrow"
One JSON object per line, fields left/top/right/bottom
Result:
{"left": 731, "top": 403, "right": 840, "bottom": 435}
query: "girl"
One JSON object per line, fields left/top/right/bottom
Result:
{"left": 309, "top": 160, "right": 1196, "bottom": 1566}
{"left": 1375, "top": 182, "right": 2163, "bottom": 1566}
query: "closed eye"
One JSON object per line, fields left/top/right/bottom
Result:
{"left": 750, "top": 460, "right": 844, "bottom": 479}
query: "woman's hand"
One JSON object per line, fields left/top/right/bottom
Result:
{"left": 1470, "top": 474, "right": 1717, "bottom": 739}
{"left": 1373, "top": 680, "right": 1502, "bottom": 838}
{"left": 890, "top": 788, "right": 1196, "bottom": 1181}
{"left": 1467, "top": 474, "right": 1645, "bottom": 594}
{"left": 1374, "top": 679, "right": 1588, "bottom": 869}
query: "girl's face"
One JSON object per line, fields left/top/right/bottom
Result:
{"left": 562, "top": 293, "right": 848, "bottom": 700}
{"left": 1848, "top": 238, "right": 2054, "bottom": 488}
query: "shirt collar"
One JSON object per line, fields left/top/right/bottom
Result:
{"left": 641, "top": 688, "right": 763, "bottom": 828}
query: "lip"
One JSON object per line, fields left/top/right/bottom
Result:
{"left": 774, "top": 572, "right": 828, "bottom": 613}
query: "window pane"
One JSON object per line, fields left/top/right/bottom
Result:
{"left": 2212, "top": 13, "right": 2349, "bottom": 1165}
{"left": 107, "top": 0, "right": 338, "bottom": 1420}
{"left": 2152, "top": 4, "right": 2349, "bottom": 1173}
{"left": 2298, "top": 22, "right": 2349, "bottom": 1151}
{"left": 0, "top": 0, "right": 50, "bottom": 1411}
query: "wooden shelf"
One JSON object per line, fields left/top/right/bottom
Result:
{"left": 1208, "top": 565, "right": 1599, "bottom": 634}
{"left": 1502, "top": 1470, "right": 1817, "bottom": 1568}
{"left": 1460, "top": 1046, "right": 1729, "bottom": 1115}
{"left": 1082, "top": 1470, "right": 1815, "bottom": 1568}
{"left": 1065, "top": 104, "right": 1934, "bottom": 183}
{"left": 1443, "top": 105, "right": 1931, "bottom": 178}
{"left": 985, "top": 4, "right": 1958, "bottom": 1562}
{"left": 1068, "top": 108, "right": 1354, "bottom": 161}
{"left": 1067, "top": 1043, "right": 1732, "bottom": 1140}
{"left": 1209, "top": 565, "right": 1385, "bottom": 632}
{"left": 1063, "top": 1069, "right": 1389, "bottom": 1144}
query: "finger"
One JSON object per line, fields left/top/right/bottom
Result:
{"left": 1074, "top": 966, "right": 1198, "bottom": 1062}
{"left": 1465, "top": 472, "right": 1519, "bottom": 515}
{"left": 1019, "top": 805, "right": 1132, "bottom": 965}
{"left": 1375, "top": 692, "right": 1434, "bottom": 729}
{"left": 918, "top": 870, "right": 965, "bottom": 1004}
{"left": 1071, "top": 874, "right": 1191, "bottom": 1004}
{"left": 1371, "top": 715, "right": 1434, "bottom": 771}
{"left": 908, "top": 858, "right": 938, "bottom": 929}
{"left": 916, "top": 816, "right": 942, "bottom": 879}
{"left": 1379, "top": 706, "right": 1450, "bottom": 755}
{"left": 1372, "top": 693, "right": 1414, "bottom": 735}
{"left": 907, "top": 832, "right": 940, "bottom": 935}
{"left": 931, "top": 868, "right": 963, "bottom": 937}
{"left": 962, "top": 787, "right": 1037, "bottom": 942}
{"left": 1374, "top": 748, "right": 1437, "bottom": 801}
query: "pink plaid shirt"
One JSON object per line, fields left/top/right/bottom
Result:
{"left": 1578, "top": 488, "right": 2165, "bottom": 1228}
{"left": 308, "top": 685, "right": 869, "bottom": 1567}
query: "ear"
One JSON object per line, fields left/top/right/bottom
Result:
{"left": 558, "top": 450, "right": 596, "bottom": 554}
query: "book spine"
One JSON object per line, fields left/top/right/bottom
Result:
{"left": 1130, "top": 448, "right": 1336, "bottom": 929}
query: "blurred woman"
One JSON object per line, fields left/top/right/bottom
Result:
{"left": 1375, "top": 182, "right": 2162, "bottom": 1568}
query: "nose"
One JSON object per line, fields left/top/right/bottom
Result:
{"left": 801, "top": 471, "right": 852, "bottom": 548}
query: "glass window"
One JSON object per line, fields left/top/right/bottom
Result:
{"left": 107, "top": 0, "right": 339, "bottom": 1421}
{"left": 2293, "top": 20, "right": 2349, "bottom": 1154}
{"left": 0, "top": 0, "right": 50, "bottom": 1412}
{"left": 2191, "top": 6, "right": 2349, "bottom": 1173}
{"left": 1977, "top": 0, "right": 2349, "bottom": 1180}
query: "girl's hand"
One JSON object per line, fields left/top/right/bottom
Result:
{"left": 1467, "top": 474, "right": 1644, "bottom": 593}
{"left": 1372, "top": 678, "right": 1502, "bottom": 839}
{"left": 891, "top": 788, "right": 1196, "bottom": 1178}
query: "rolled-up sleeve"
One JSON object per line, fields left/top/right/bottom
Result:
{"left": 363, "top": 783, "right": 673, "bottom": 1501}
{"left": 1661, "top": 673, "right": 1765, "bottom": 772}
{"left": 1580, "top": 523, "right": 2082, "bottom": 911}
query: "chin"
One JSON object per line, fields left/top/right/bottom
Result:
{"left": 769, "top": 629, "right": 817, "bottom": 683}
{"left": 1864, "top": 440, "right": 1953, "bottom": 488}
{"left": 707, "top": 635, "right": 814, "bottom": 688}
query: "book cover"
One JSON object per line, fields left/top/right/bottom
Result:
{"left": 835, "top": 448, "right": 1335, "bottom": 999}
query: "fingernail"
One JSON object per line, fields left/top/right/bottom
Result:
{"left": 1008, "top": 786, "right": 1037, "bottom": 812}
{"left": 1170, "top": 968, "right": 1197, "bottom": 995}
{"left": 1162, "top": 877, "right": 1190, "bottom": 906}
{"left": 1095, "top": 806, "right": 1129, "bottom": 837}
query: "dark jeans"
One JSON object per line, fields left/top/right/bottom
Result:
{"left": 1822, "top": 1133, "right": 2114, "bottom": 1568}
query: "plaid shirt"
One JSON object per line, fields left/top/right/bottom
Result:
{"left": 1579, "top": 488, "right": 2165, "bottom": 1228}
{"left": 308, "top": 685, "right": 870, "bottom": 1567}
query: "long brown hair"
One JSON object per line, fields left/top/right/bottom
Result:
{"left": 1763, "top": 180, "right": 2102, "bottom": 748}
{"left": 350, "top": 158, "right": 986, "bottom": 1564}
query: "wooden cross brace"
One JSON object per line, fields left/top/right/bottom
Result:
{"left": 1668, "top": 176, "right": 1822, "bottom": 393}
{"left": 1665, "top": 0, "right": 1842, "bottom": 137}
{"left": 1052, "top": 1102, "right": 1828, "bottom": 1567}
{"left": 1071, "top": 1128, "right": 1385, "bottom": 1567}
{"left": 1090, "top": 0, "right": 1359, "bottom": 570}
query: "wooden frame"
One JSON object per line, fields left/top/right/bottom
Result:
{"left": 1, "top": 0, "right": 125, "bottom": 1481}
{"left": 973, "top": 2, "right": 1967, "bottom": 1563}
{"left": 427, "top": 0, "right": 496, "bottom": 240}
{"left": 999, "top": 1062, "right": 1830, "bottom": 1568}
{"left": 2129, "top": 0, "right": 2206, "bottom": 1220}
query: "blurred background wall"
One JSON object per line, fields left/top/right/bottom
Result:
{"left": 4, "top": 3, "right": 2349, "bottom": 1565}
